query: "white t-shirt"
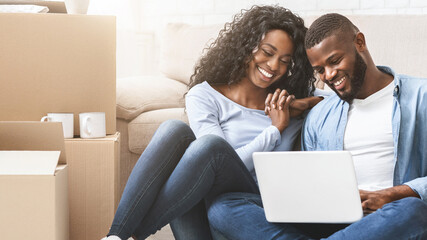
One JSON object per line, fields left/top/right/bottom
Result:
{"left": 344, "top": 82, "right": 395, "bottom": 191}
{"left": 186, "top": 81, "right": 304, "bottom": 177}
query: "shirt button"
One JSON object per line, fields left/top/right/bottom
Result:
{"left": 394, "top": 86, "right": 399, "bottom": 95}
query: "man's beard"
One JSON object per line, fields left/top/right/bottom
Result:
{"left": 330, "top": 50, "right": 367, "bottom": 103}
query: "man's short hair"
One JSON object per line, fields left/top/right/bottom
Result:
{"left": 305, "top": 13, "right": 359, "bottom": 49}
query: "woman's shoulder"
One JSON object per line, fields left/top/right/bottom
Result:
{"left": 187, "top": 82, "right": 226, "bottom": 102}
{"left": 187, "top": 82, "right": 213, "bottom": 96}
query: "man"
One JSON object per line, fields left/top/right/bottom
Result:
{"left": 207, "top": 13, "right": 427, "bottom": 239}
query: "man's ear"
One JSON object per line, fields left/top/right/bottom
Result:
{"left": 354, "top": 32, "right": 366, "bottom": 52}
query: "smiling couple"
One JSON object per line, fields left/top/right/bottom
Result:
{"left": 102, "top": 5, "right": 427, "bottom": 240}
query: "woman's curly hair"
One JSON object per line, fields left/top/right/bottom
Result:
{"left": 188, "top": 5, "right": 315, "bottom": 99}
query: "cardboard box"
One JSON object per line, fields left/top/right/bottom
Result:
{"left": 0, "top": 121, "right": 69, "bottom": 240}
{"left": 65, "top": 133, "right": 120, "bottom": 240}
{"left": 0, "top": 13, "right": 116, "bottom": 135}
{"left": 0, "top": 1, "right": 67, "bottom": 13}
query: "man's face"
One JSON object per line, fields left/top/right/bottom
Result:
{"left": 306, "top": 35, "right": 367, "bottom": 103}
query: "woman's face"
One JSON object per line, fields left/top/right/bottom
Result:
{"left": 246, "top": 29, "right": 294, "bottom": 89}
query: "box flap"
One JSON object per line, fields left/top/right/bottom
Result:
{"left": 0, "top": 151, "right": 60, "bottom": 175}
{"left": 0, "top": 121, "right": 67, "bottom": 164}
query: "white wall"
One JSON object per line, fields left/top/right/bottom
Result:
{"left": 140, "top": 0, "right": 427, "bottom": 31}
{"left": 89, "top": 0, "right": 427, "bottom": 78}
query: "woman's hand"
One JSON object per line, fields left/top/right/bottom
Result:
{"left": 265, "top": 89, "right": 294, "bottom": 133}
{"left": 289, "top": 96, "right": 324, "bottom": 117}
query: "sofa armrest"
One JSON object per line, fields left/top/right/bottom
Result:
{"left": 116, "top": 75, "right": 187, "bottom": 121}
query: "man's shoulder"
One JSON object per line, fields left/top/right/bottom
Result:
{"left": 396, "top": 74, "right": 427, "bottom": 88}
{"left": 306, "top": 94, "right": 342, "bottom": 120}
{"left": 395, "top": 74, "right": 427, "bottom": 104}
{"left": 378, "top": 66, "right": 427, "bottom": 100}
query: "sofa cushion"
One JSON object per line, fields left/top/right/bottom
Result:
{"left": 116, "top": 75, "right": 187, "bottom": 121}
{"left": 160, "top": 23, "right": 223, "bottom": 85}
{"left": 128, "top": 108, "right": 189, "bottom": 154}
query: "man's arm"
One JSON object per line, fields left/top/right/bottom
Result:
{"left": 360, "top": 185, "right": 420, "bottom": 211}
{"left": 289, "top": 96, "right": 323, "bottom": 117}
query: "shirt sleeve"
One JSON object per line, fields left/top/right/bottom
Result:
{"left": 235, "top": 125, "right": 281, "bottom": 171}
{"left": 185, "top": 90, "right": 226, "bottom": 139}
{"left": 404, "top": 177, "right": 427, "bottom": 202}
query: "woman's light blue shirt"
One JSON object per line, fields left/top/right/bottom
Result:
{"left": 186, "top": 81, "right": 303, "bottom": 177}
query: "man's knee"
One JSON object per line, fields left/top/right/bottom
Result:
{"left": 391, "top": 197, "right": 425, "bottom": 209}
{"left": 394, "top": 197, "right": 427, "bottom": 220}
{"left": 378, "top": 197, "right": 427, "bottom": 226}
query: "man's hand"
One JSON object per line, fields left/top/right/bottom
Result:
{"left": 266, "top": 90, "right": 324, "bottom": 118}
{"left": 288, "top": 96, "right": 324, "bottom": 117}
{"left": 360, "top": 185, "right": 420, "bottom": 212}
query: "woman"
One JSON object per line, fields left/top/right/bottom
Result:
{"left": 103, "top": 5, "right": 321, "bottom": 240}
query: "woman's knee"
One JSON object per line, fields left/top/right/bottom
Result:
{"left": 192, "top": 134, "right": 233, "bottom": 154}
{"left": 158, "top": 119, "right": 190, "bottom": 132}
{"left": 185, "top": 135, "right": 238, "bottom": 168}
{"left": 156, "top": 120, "right": 194, "bottom": 140}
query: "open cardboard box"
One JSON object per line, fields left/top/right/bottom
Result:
{"left": 0, "top": 121, "right": 69, "bottom": 240}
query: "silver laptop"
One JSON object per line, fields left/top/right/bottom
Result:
{"left": 253, "top": 151, "right": 363, "bottom": 223}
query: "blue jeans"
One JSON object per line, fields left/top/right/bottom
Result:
{"left": 107, "top": 120, "right": 258, "bottom": 239}
{"left": 208, "top": 192, "right": 427, "bottom": 240}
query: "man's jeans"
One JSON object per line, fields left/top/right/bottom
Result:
{"left": 107, "top": 120, "right": 258, "bottom": 239}
{"left": 208, "top": 192, "right": 427, "bottom": 240}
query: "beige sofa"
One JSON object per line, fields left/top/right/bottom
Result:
{"left": 116, "top": 15, "right": 427, "bottom": 238}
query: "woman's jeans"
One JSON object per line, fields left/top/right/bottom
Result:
{"left": 107, "top": 120, "right": 258, "bottom": 239}
{"left": 208, "top": 192, "right": 427, "bottom": 240}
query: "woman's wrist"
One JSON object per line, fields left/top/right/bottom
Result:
{"left": 273, "top": 122, "right": 288, "bottom": 133}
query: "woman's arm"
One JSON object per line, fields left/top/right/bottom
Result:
{"left": 186, "top": 87, "right": 282, "bottom": 171}
{"left": 185, "top": 93, "right": 226, "bottom": 139}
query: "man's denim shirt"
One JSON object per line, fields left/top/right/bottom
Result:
{"left": 301, "top": 66, "right": 427, "bottom": 203}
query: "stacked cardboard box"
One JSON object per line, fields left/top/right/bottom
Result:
{"left": 65, "top": 134, "right": 120, "bottom": 239}
{"left": 0, "top": 12, "right": 118, "bottom": 239}
{"left": 0, "top": 13, "right": 116, "bottom": 135}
